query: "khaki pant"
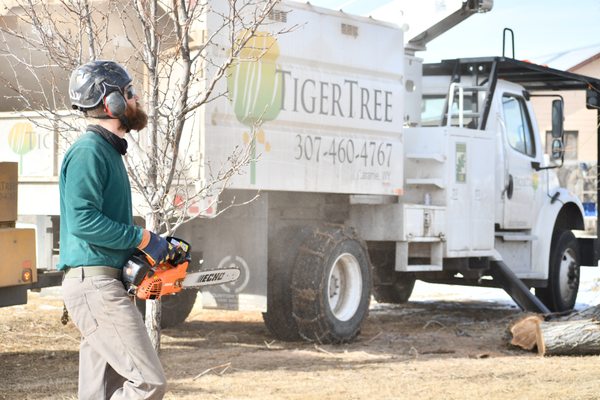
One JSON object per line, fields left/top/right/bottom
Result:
{"left": 62, "top": 268, "right": 167, "bottom": 399}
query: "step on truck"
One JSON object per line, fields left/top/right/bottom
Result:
{"left": 2, "top": 0, "right": 600, "bottom": 343}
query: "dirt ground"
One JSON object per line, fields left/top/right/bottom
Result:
{"left": 2, "top": 290, "right": 600, "bottom": 400}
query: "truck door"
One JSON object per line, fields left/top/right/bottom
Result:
{"left": 499, "top": 92, "right": 537, "bottom": 229}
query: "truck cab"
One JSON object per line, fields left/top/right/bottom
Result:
{"left": 393, "top": 57, "right": 595, "bottom": 313}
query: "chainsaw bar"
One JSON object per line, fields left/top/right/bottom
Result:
{"left": 182, "top": 268, "right": 240, "bottom": 289}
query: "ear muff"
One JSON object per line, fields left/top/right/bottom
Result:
{"left": 103, "top": 91, "right": 127, "bottom": 118}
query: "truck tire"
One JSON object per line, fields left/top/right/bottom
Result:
{"left": 369, "top": 242, "right": 415, "bottom": 304}
{"left": 536, "top": 230, "right": 580, "bottom": 312}
{"left": 262, "top": 226, "right": 310, "bottom": 341}
{"left": 291, "top": 225, "right": 371, "bottom": 343}
{"left": 135, "top": 289, "right": 198, "bottom": 329}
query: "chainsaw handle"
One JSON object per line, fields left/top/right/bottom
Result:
{"left": 171, "top": 246, "right": 188, "bottom": 265}
{"left": 166, "top": 236, "right": 191, "bottom": 265}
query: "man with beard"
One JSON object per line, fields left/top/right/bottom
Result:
{"left": 59, "top": 60, "right": 174, "bottom": 399}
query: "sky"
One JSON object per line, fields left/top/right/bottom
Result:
{"left": 295, "top": 0, "right": 600, "bottom": 69}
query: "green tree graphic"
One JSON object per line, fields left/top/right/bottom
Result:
{"left": 227, "top": 30, "right": 282, "bottom": 184}
{"left": 8, "top": 122, "right": 37, "bottom": 175}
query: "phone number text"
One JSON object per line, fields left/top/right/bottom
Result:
{"left": 294, "top": 134, "right": 393, "bottom": 167}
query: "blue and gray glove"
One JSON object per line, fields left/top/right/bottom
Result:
{"left": 137, "top": 230, "right": 177, "bottom": 266}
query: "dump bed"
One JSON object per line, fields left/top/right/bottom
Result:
{"left": 0, "top": 2, "right": 407, "bottom": 217}
{"left": 199, "top": 1, "right": 405, "bottom": 195}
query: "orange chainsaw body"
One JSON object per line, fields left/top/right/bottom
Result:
{"left": 135, "top": 259, "right": 190, "bottom": 300}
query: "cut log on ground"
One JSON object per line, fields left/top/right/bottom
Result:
{"left": 561, "top": 305, "right": 600, "bottom": 321}
{"left": 509, "top": 314, "right": 543, "bottom": 351}
{"left": 508, "top": 304, "right": 600, "bottom": 356}
{"left": 537, "top": 319, "right": 600, "bottom": 356}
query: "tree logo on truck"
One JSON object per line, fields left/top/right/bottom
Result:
{"left": 8, "top": 122, "right": 37, "bottom": 175}
{"left": 227, "top": 30, "right": 282, "bottom": 184}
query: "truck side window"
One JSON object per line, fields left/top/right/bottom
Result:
{"left": 502, "top": 94, "right": 536, "bottom": 157}
{"left": 421, "top": 95, "right": 445, "bottom": 126}
{"left": 421, "top": 94, "right": 477, "bottom": 128}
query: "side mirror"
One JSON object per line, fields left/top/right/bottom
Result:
{"left": 587, "top": 88, "right": 600, "bottom": 110}
{"left": 551, "top": 99, "right": 564, "bottom": 138}
{"left": 551, "top": 138, "right": 564, "bottom": 160}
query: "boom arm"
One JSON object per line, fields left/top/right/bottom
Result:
{"left": 405, "top": 0, "right": 493, "bottom": 55}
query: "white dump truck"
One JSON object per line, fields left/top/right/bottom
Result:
{"left": 2, "top": 0, "right": 600, "bottom": 343}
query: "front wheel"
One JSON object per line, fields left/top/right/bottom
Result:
{"left": 536, "top": 230, "right": 580, "bottom": 312}
{"left": 291, "top": 225, "right": 372, "bottom": 343}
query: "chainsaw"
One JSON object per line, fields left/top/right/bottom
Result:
{"left": 122, "top": 237, "right": 240, "bottom": 300}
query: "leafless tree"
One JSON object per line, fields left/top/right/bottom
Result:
{"left": 0, "top": 0, "right": 293, "bottom": 349}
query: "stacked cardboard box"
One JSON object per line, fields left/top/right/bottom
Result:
{"left": 0, "top": 162, "right": 18, "bottom": 223}
{"left": 0, "top": 228, "right": 37, "bottom": 287}
{"left": 0, "top": 162, "right": 37, "bottom": 287}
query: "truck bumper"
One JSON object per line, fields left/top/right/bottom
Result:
{"left": 0, "top": 270, "right": 63, "bottom": 308}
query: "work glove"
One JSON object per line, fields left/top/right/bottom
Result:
{"left": 137, "top": 230, "right": 177, "bottom": 266}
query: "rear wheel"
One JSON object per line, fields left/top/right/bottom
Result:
{"left": 262, "top": 226, "right": 309, "bottom": 341}
{"left": 291, "top": 225, "right": 371, "bottom": 343}
{"left": 536, "top": 230, "right": 580, "bottom": 312}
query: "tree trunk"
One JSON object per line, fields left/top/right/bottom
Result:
{"left": 537, "top": 319, "right": 600, "bottom": 356}
{"left": 508, "top": 304, "right": 600, "bottom": 356}
{"left": 145, "top": 298, "right": 162, "bottom": 351}
{"left": 145, "top": 213, "right": 162, "bottom": 352}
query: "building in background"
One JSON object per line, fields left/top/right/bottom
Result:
{"left": 532, "top": 47, "right": 600, "bottom": 216}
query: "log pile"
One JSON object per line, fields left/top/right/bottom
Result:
{"left": 508, "top": 305, "right": 600, "bottom": 356}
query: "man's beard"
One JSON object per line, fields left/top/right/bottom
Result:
{"left": 120, "top": 104, "right": 148, "bottom": 132}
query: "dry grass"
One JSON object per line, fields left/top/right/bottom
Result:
{"left": 2, "top": 293, "right": 600, "bottom": 399}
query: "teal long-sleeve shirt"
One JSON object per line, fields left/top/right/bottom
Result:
{"left": 58, "top": 131, "right": 143, "bottom": 270}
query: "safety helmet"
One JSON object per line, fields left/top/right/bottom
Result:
{"left": 69, "top": 60, "right": 132, "bottom": 111}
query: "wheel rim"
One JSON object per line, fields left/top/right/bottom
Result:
{"left": 327, "top": 252, "right": 362, "bottom": 322}
{"left": 558, "top": 247, "right": 579, "bottom": 304}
